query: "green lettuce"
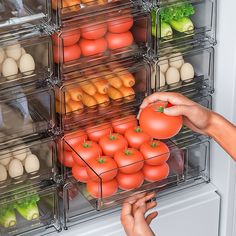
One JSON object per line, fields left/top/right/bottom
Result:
{"left": 0, "top": 204, "right": 17, "bottom": 228}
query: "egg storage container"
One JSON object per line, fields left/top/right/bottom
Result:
{"left": 152, "top": 44, "right": 214, "bottom": 93}
{"left": 55, "top": 57, "right": 151, "bottom": 132}
{"left": 151, "top": 0, "right": 216, "bottom": 52}
{"left": 0, "top": 33, "right": 53, "bottom": 90}
{"left": 0, "top": 182, "right": 61, "bottom": 236}
{"left": 0, "top": 83, "right": 55, "bottom": 143}
{"left": 52, "top": 6, "right": 151, "bottom": 75}
{"left": 0, "top": 136, "right": 58, "bottom": 189}
{"left": 0, "top": 0, "right": 52, "bottom": 34}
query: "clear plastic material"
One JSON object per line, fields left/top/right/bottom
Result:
{"left": 0, "top": 0, "right": 51, "bottom": 33}
{"left": 53, "top": 7, "right": 151, "bottom": 74}
{"left": 0, "top": 84, "right": 55, "bottom": 143}
{"left": 0, "top": 35, "right": 53, "bottom": 89}
{"left": 55, "top": 58, "right": 151, "bottom": 132}
{"left": 0, "top": 137, "right": 57, "bottom": 189}
{"left": 152, "top": 0, "right": 216, "bottom": 51}
{"left": 0, "top": 183, "right": 60, "bottom": 235}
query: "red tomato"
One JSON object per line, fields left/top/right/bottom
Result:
{"left": 54, "top": 44, "right": 81, "bottom": 63}
{"left": 58, "top": 150, "right": 75, "bottom": 168}
{"left": 86, "top": 156, "right": 118, "bottom": 182}
{"left": 86, "top": 123, "right": 113, "bottom": 142}
{"left": 52, "top": 30, "right": 81, "bottom": 46}
{"left": 106, "top": 31, "right": 134, "bottom": 50}
{"left": 140, "top": 140, "right": 170, "bottom": 166}
{"left": 81, "top": 23, "right": 108, "bottom": 40}
{"left": 86, "top": 179, "right": 118, "bottom": 198}
{"left": 139, "top": 101, "right": 183, "bottom": 139}
{"left": 116, "top": 171, "right": 144, "bottom": 190}
{"left": 72, "top": 165, "right": 90, "bottom": 183}
{"left": 64, "top": 131, "right": 88, "bottom": 151}
{"left": 99, "top": 133, "right": 128, "bottom": 157}
{"left": 124, "top": 126, "right": 151, "bottom": 149}
{"left": 112, "top": 115, "right": 138, "bottom": 134}
{"left": 114, "top": 148, "right": 144, "bottom": 174}
{"left": 142, "top": 163, "right": 170, "bottom": 182}
{"left": 79, "top": 38, "right": 107, "bottom": 57}
{"left": 108, "top": 15, "right": 134, "bottom": 33}
{"left": 72, "top": 141, "right": 102, "bottom": 166}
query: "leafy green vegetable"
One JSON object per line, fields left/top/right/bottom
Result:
{"left": 169, "top": 17, "right": 194, "bottom": 33}
{"left": 0, "top": 205, "right": 17, "bottom": 228}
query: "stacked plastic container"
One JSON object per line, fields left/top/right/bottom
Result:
{"left": 0, "top": 0, "right": 217, "bottom": 235}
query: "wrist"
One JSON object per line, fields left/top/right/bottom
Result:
{"left": 204, "top": 112, "right": 221, "bottom": 138}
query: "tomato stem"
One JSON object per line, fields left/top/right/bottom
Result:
{"left": 109, "top": 134, "right": 117, "bottom": 140}
{"left": 135, "top": 127, "right": 142, "bottom": 133}
{"left": 150, "top": 141, "right": 159, "bottom": 148}
{"left": 97, "top": 157, "right": 106, "bottom": 164}
{"left": 83, "top": 142, "right": 90, "bottom": 148}
{"left": 125, "top": 149, "right": 132, "bottom": 156}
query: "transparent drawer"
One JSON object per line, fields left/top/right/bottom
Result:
{"left": 0, "top": 137, "right": 58, "bottom": 189}
{"left": 0, "top": 34, "right": 53, "bottom": 89}
{"left": 152, "top": 45, "right": 214, "bottom": 93}
{"left": 151, "top": 0, "right": 216, "bottom": 51}
{"left": 53, "top": 7, "right": 150, "bottom": 74}
{"left": 0, "top": 84, "right": 55, "bottom": 143}
{"left": 0, "top": 183, "right": 60, "bottom": 236}
{"left": 55, "top": 58, "right": 150, "bottom": 132}
{"left": 0, "top": 0, "right": 51, "bottom": 33}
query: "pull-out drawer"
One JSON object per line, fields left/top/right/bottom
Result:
{"left": 0, "top": 183, "right": 60, "bottom": 236}
{"left": 0, "top": 34, "right": 53, "bottom": 89}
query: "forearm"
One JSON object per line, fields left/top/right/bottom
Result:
{"left": 206, "top": 113, "right": 236, "bottom": 161}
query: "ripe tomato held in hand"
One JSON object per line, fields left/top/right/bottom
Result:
{"left": 81, "top": 23, "right": 108, "bottom": 40}
{"left": 124, "top": 126, "right": 151, "bottom": 149}
{"left": 140, "top": 140, "right": 170, "bottom": 166}
{"left": 86, "top": 179, "right": 118, "bottom": 198}
{"left": 86, "top": 156, "right": 118, "bottom": 182}
{"left": 86, "top": 123, "right": 113, "bottom": 142}
{"left": 72, "top": 165, "right": 90, "bottom": 183}
{"left": 99, "top": 133, "right": 128, "bottom": 157}
{"left": 106, "top": 31, "right": 134, "bottom": 50}
{"left": 64, "top": 130, "right": 88, "bottom": 151}
{"left": 114, "top": 148, "right": 144, "bottom": 174}
{"left": 139, "top": 101, "right": 183, "bottom": 139}
{"left": 58, "top": 150, "right": 75, "bottom": 168}
{"left": 107, "top": 15, "right": 134, "bottom": 33}
{"left": 112, "top": 115, "right": 138, "bottom": 134}
{"left": 52, "top": 29, "right": 81, "bottom": 46}
{"left": 72, "top": 141, "right": 102, "bottom": 166}
{"left": 142, "top": 163, "right": 170, "bottom": 182}
{"left": 54, "top": 44, "right": 81, "bottom": 63}
{"left": 116, "top": 171, "right": 144, "bottom": 190}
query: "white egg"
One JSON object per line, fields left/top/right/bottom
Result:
{"left": 0, "top": 48, "right": 5, "bottom": 64}
{"left": 8, "top": 159, "right": 24, "bottom": 178}
{"left": 21, "top": 47, "right": 26, "bottom": 55}
{"left": 0, "top": 149, "right": 13, "bottom": 166}
{"left": 6, "top": 44, "right": 22, "bottom": 61}
{"left": 2, "top": 58, "right": 18, "bottom": 80}
{"left": 0, "top": 164, "right": 7, "bottom": 181}
{"left": 169, "top": 53, "right": 184, "bottom": 69}
{"left": 160, "top": 71, "right": 166, "bottom": 87}
{"left": 158, "top": 57, "right": 169, "bottom": 73}
{"left": 166, "top": 67, "right": 180, "bottom": 85}
{"left": 24, "top": 154, "right": 40, "bottom": 174}
{"left": 12, "top": 144, "right": 28, "bottom": 161}
{"left": 19, "top": 53, "right": 35, "bottom": 76}
{"left": 180, "top": 63, "right": 195, "bottom": 82}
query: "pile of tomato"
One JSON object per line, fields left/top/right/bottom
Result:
{"left": 53, "top": 14, "right": 135, "bottom": 64}
{"left": 58, "top": 115, "right": 171, "bottom": 199}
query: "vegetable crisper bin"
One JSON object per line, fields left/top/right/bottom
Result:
{"left": 0, "top": 184, "right": 60, "bottom": 236}
{"left": 0, "top": 0, "right": 51, "bottom": 33}
{"left": 0, "top": 138, "right": 57, "bottom": 188}
{"left": 152, "top": 0, "right": 216, "bottom": 50}
{"left": 0, "top": 35, "right": 53, "bottom": 89}
{"left": 0, "top": 84, "right": 55, "bottom": 143}
{"left": 53, "top": 7, "right": 151, "bottom": 74}
{"left": 153, "top": 45, "right": 214, "bottom": 93}
{"left": 55, "top": 59, "right": 150, "bottom": 131}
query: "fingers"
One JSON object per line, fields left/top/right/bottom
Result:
{"left": 146, "top": 211, "right": 158, "bottom": 225}
{"left": 164, "top": 105, "right": 192, "bottom": 116}
{"left": 121, "top": 202, "right": 134, "bottom": 228}
{"left": 124, "top": 192, "right": 147, "bottom": 204}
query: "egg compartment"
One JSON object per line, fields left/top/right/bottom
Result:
{"left": 0, "top": 137, "right": 58, "bottom": 189}
{"left": 0, "top": 84, "right": 55, "bottom": 143}
{"left": 153, "top": 45, "right": 214, "bottom": 93}
{"left": 55, "top": 58, "right": 151, "bottom": 132}
{"left": 0, "top": 0, "right": 51, "bottom": 34}
{"left": 53, "top": 6, "right": 151, "bottom": 75}
{"left": 151, "top": 0, "right": 216, "bottom": 51}
{"left": 0, "top": 34, "right": 53, "bottom": 89}
{"left": 0, "top": 183, "right": 61, "bottom": 236}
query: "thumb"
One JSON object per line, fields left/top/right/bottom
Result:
{"left": 164, "top": 105, "right": 191, "bottom": 117}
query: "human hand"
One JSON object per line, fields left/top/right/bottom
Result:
{"left": 121, "top": 192, "right": 158, "bottom": 236}
{"left": 139, "top": 92, "right": 215, "bottom": 136}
